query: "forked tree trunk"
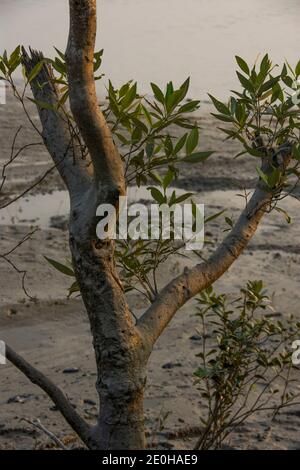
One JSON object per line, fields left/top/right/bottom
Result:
{"left": 6, "top": 0, "right": 292, "bottom": 452}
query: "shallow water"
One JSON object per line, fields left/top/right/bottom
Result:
{"left": 1, "top": 191, "right": 70, "bottom": 229}
{"left": 1, "top": 0, "right": 300, "bottom": 99}
{"left": 0, "top": 187, "right": 188, "bottom": 229}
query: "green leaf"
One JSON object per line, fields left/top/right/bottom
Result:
{"left": 149, "top": 171, "right": 163, "bottom": 185}
{"left": 281, "top": 74, "right": 294, "bottom": 88}
{"left": 236, "top": 71, "right": 255, "bottom": 93}
{"left": 186, "top": 127, "right": 199, "bottom": 155}
{"left": 132, "top": 125, "right": 143, "bottom": 142}
{"left": 146, "top": 140, "right": 155, "bottom": 158}
{"left": 58, "top": 90, "right": 69, "bottom": 107}
{"left": 174, "top": 192, "right": 193, "bottom": 203}
{"left": 268, "top": 168, "right": 281, "bottom": 188}
{"left": 28, "top": 97, "right": 56, "bottom": 111}
{"left": 183, "top": 151, "right": 214, "bottom": 163}
{"left": 211, "top": 113, "right": 234, "bottom": 123}
{"left": 147, "top": 187, "right": 166, "bottom": 204}
{"left": 0, "top": 60, "right": 6, "bottom": 76}
{"left": 256, "top": 167, "right": 270, "bottom": 187}
{"left": 292, "top": 144, "right": 300, "bottom": 160}
{"left": 225, "top": 216, "right": 234, "bottom": 228}
{"left": 174, "top": 133, "right": 188, "bottom": 154}
{"left": 68, "top": 281, "right": 80, "bottom": 297}
{"left": 205, "top": 209, "right": 226, "bottom": 224}
{"left": 2, "top": 50, "right": 8, "bottom": 66}
{"left": 151, "top": 83, "right": 165, "bottom": 104}
{"left": 141, "top": 104, "right": 152, "bottom": 126}
{"left": 177, "top": 100, "right": 200, "bottom": 113}
{"left": 8, "top": 45, "right": 21, "bottom": 74}
{"left": 165, "top": 81, "right": 174, "bottom": 101}
{"left": 235, "top": 56, "right": 250, "bottom": 76}
{"left": 9, "top": 45, "right": 21, "bottom": 64}
{"left": 54, "top": 47, "right": 66, "bottom": 61}
{"left": 271, "top": 83, "right": 284, "bottom": 103}
{"left": 179, "top": 77, "right": 190, "bottom": 101}
{"left": 259, "top": 76, "right": 280, "bottom": 94}
{"left": 51, "top": 57, "right": 66, "bottom": 76}
{"left": 93, "top": 49, "right": 103, "bottom": 72}
{"left": 235, "top": 103, "right": 246, "bottom": 125}
{"left": 163, "top": 169, "right": 175, "bottom": 190}
{"left": 260, "top": 54, "right": 271, "bottom": 75}
{"left": 245, "top": 145, "right": 265, "bottom": 157}
{"left": 120, "top": 82, "right": 137, "bottom": 110}
{"left": 115, "top": 132, "right": 129, "bottom": 145}
{"left": 208, "top": 94, "right": 231, "bottom": 116}
{"left": 44, "top": 256, "right": 75, "bottom": 277}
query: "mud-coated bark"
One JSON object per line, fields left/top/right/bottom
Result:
{"left": 69, "top": 204, "right": 150, "bottom": 449}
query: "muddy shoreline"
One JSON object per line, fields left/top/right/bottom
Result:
{"left": 1, "top": 91, "right": 300, "bottom": 450}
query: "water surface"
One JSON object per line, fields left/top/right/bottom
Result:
{"left": 1, "top": 0, "right": 300, "bottom": 99}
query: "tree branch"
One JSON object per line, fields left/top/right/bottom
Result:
{"left": 137, "top": 150, "right": 292, "bottom": 347}
{"left": 5, "top": 344, "right": 97, "bottom": 449}
{"left": 22, "top": 417, "right": 68, "bottom": 450}
{"left": 66, "top": 0, "right": 125, "bottom": 198}
{"left": 22, "top": 48, "right": 92, "bottom": 196}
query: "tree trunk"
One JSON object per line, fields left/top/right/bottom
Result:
{"left": 69, "top": 204, "right": 150, "bottom": 449}
{"left": 93, "top": 355, "right": 146, "bottom": 450}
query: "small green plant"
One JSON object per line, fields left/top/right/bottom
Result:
{"left": 194, "top": 281, "right": 300, "bottom": 450}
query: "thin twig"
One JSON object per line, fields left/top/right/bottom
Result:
{"left": 22, "top": 418, "right": 68, "bottom": 450}
{"left": 0, "top": 229, "right": 38, "bottom": 299}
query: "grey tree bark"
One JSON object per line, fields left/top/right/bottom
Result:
{"left": 5, "top": 0, "right": 292, "bottom": 450}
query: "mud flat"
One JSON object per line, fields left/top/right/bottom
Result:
{"left": 0, "top": 92, "right": 300, "bottom": 450}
